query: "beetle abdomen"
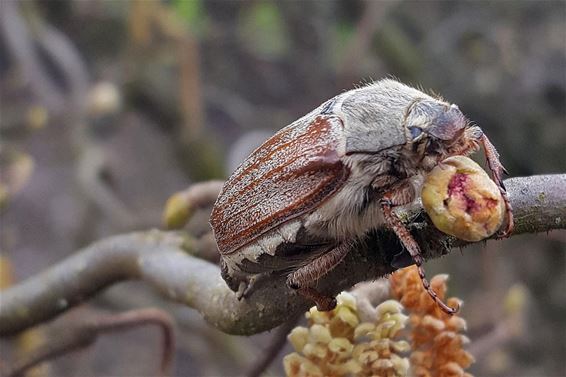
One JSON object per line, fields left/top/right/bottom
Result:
{"left": 220, "top": 218, "right": 334, "bottom": 275}
{"left": 211, "top": 115, "right": 350, "bottom": 254}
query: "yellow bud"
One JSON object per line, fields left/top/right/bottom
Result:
{"left": 504, "top": 284, "right": 528, "bottom": 315}
{"left": 0, "top": 255, "right": 14, "bottom": 289}
{"left": 354, "top": 322, "right": 375, "bottom": 339}
{"left": 283, "top": 353, "right": 323, "bottom": 377}
{"left": 308, "top": 324, "right": 332, "bottom": 344}
{"left": 336, "top": 291, "right": 357, "bottom": 310}
{"left": 288, "top": 327, "right": 309, "bottom": 352}
{"left": 376, "top": 299, "right": 404, "bottom": 316}
{"left": 391, "top": 340, "right": 411, "bottom": 353}
{"left": 87, "top": 82, "right": 122, "bottom": 116}
{"left": 162, "top": 192, "right": 194, "bottom": 229}
{"left": 0, "top": 184, "right": 7, "bottom": 210}
{"left": 422, "top": 156, "right": 505, "bottom": 241}
{"left": 328, "top": 337, "right": 354, "bottom": 355}
{"left": 357, "top": 349, "right": 379, "bottom": 365}
{"left": 26, "top": 105, "right": 48, "bottom": 130}
{"left": 302, "top": 343, "right": 327, "bottom": 359}
{"left": 391, "top": 353, "right": 411, "bottom": 375}
{"left": 372, "top": 358, "right": 394, "bottom": 369}
{"left": 306, "top": 307, "right": 328, "bottom": 325}
{"left": 334, "top": 359, "right": 362, "bottom": 375}
{"left": 388, "top": 313, "right": 408, "bottom": 335}
{"left": 336, "top": 306, "right": 359, "bottom": 328}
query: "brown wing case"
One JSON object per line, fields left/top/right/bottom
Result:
{"left": 211, "top": 115, "right": 349, "bottom": 254}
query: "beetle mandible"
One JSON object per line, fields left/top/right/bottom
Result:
{"left": 210, "top": 79, "right": 513, "bottom": 314}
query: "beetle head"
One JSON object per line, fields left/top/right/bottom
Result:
{"left": 406, "top": 99, "right": 468, "bottom": 145}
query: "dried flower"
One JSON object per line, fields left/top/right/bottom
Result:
{"left": 421, "top": 155, "right": 505, "bottom": 241}
{"left": 390, "top": 266, "right": 474, "bottom": 377}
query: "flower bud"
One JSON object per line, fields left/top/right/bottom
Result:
{"left": 421, "top": 156, "right": 505, "bottom": 242}
{"left": 162, "top": 192, "right": 194, "bottom": 229}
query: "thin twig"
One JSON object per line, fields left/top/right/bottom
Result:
{"left": 3, "top": 308, "right": 175, "bottom": 377}
{"left": 177, "top": 180, "right": 225, "bottom": 210}
{"left": 468, "top": 315, "right": 522, "bottom": 361}
{"left": 0, "top": 0, "right": 89, "bottom": 114}
{"left": 337, "top": 0, "right": 397, "bottom": 84}
{"left": 0, "top": 175, "right": 564, "bottom": 336}
{"left": 246, "top": 314, "right": 302, "bottom": 377}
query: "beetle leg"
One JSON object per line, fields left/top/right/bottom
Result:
{"left": 220, "top": 259, "right": 240, "bottom": 292}
{"left": 221, "top": 259, "right": 270, "bottom": 300}
{"left": 237, "top": 273, "right": 272, "bottom": 300}
{"left": 295, "top": 287, "right": 337, "bottom": 312}
{"left": 380, "top": 186, "right": 459, "bottom": 315}
{"left": 479, "top": 133, "right": 514, "bottom": 238}
{"left": 287, "top": 243, "right": 351, "bottom": 311}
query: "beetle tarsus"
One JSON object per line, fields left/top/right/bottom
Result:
{"left": 236, "top": 282, "right": 247, "bottom": 300}
{"left": 235, "top": 273, "right": 270, "bottom": 300}
{"left": 288, "top": 281, "right": 300, "bottom": 290}
{"left": 479, "top": 133, "right": 514, "bottom": 237}
{"left": 293, "top": 286, "right": 337, "bottom": 312}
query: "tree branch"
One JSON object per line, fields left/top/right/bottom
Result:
{"left": 0, "top": 175, "right": 564, "bottom": 337}
{"left": 2, "top": 308, "right": 175, "bottom": 377}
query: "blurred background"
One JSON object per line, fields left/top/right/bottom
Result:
{"left": 1, "top": 0, "right": 565, "bottom": 376}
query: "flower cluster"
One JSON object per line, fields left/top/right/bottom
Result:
{"left": 284, "top": 292, "right": 361, "bottom": 376}
{"left": 283, "top": 293, "right": 410, "bottom": 377}
{"left": 352, "top": 300, "right": 410, "bottom": 376}
{"left": 390, "top": 266, "right": 474, "bottom": 377}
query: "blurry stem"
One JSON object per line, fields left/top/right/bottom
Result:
{"left": 179, "top": 34, "right": 204, "bottom": 142}
{"left": 337, "top": 0, "right": 395, "bottom": 85}
{"left": 1, "top": 257, "right": 51, "bottom": 377}
{"left": 0, "top": 0, "right": 64, "bottom": 111}
{"left": 76, "top": 147, "right": 137, "bottom": 229}
{"left": 3, "top": 308, "right": 175, "bottom": 377}
{"left": 245, "top": 314, "right": 301, "bottom": 377}
{"left": 0, "top": 0, "right": 89, "bottom": 114}
{"left": 0, "top": 175, "right": 564, "bottom": 337}
{"left": 467, "top": 316, "right": 518, "bottom": 361}
{"left": 1, "top": 0, "right": 135, "bottom": 236}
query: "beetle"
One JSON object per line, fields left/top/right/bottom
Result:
{"left": 210, "top": 79, "right": 513, "bottom": 314}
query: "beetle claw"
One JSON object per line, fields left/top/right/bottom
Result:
{"left": 235, "top": 282, "right": 247, "bottom": 300}
{"left": 236, "top": 274, "right": 270, "bottom": 300}
{"left": 496, "top": 224, "right": 513, "bottom": 239}
{"left": 316, "top": 297, "right": 337, "bottom": 312}
{"left": 290, "top": 283, "right": 337, "bottom": 312}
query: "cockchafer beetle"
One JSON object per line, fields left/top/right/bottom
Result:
{"left": 210, "top": 79, "right": 513, "bottom": 314}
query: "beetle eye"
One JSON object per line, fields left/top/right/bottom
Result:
{"left": 409, "top": 126, "right": 423, "bottom": 140}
